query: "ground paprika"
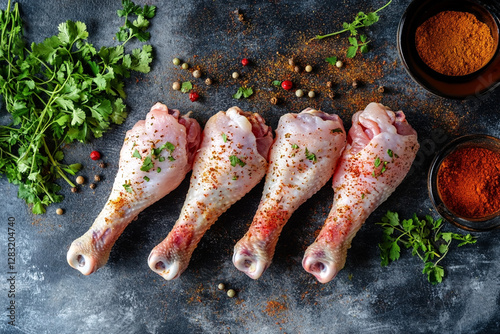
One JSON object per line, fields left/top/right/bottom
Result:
{"left": 437, "top": 146, "right": 500, "bottom": 219}
{"left": 415, "top": 11, "right": 496, "bottom": 76}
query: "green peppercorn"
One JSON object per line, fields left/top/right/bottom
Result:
{"left": 181, "top": 63, "right": 189, "bottom": 70}
{"left": 227, "top": 289, "right": 236, "bottom": 298}
{"left": 172, "top": 58, "right": 181, "bottom": 66}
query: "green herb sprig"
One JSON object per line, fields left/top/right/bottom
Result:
{"left": 310, "top": 0, "right": 392, "bottom": 58}
{"left": 116, "top": 0, "right": 156, "bottom": 45}
{"left": 377, "top": 211, "right": 476, "bottom": 284}
{"left": 0, "top": 0, "right": 155, "bottom": 213}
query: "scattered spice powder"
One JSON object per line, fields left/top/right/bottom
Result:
{"left": 437, "top": 146, "right": 500, "bottom": 219}
{"left": 415, "top": 11, "right": 496, "bottom": 76}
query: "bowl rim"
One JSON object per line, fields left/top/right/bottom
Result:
{"left": 397, "top": 0, "right": 500, "bottom": 100}
{"left": 427, "top": 134, "right": 500, "bottom": 232}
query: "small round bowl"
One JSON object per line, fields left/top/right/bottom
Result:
{"left": 428, "top": 134, "right": 500, "bottom": 232}
{"left": 397, "top": 0, "right": 500, "bottom": 99}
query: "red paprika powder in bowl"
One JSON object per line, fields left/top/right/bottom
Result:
{"left": 428, "top": 134, "right": 500, "bottom": 231}
{"left": 397, "top": 0, "right": 500, "bottom": 99}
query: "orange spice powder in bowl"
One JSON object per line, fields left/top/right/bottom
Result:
{"left": 397, "top": 0, "right": 500, "bottom": 99}
{"left": 428, "top": 134, "right": 500, "bottom": 232}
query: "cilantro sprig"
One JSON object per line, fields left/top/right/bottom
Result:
{"left": 377, "top": 211, "right": 476, "bottom": 285}
{"left": 0, "top": 0, "right": 155, "bottom": 213}
{"left": 310, "top": 0, "right": 392, "bottom": 58}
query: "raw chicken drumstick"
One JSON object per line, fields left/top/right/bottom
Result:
{"left": 67, "top": 103, "right": 201, "bottom": 275}
{"left": 303, "top": 102, "right": 419, "bottom": 283}
{"left": 148, "top": 107, "right": 273, "bottom": 280}
{"left": 233, "top": 108, "right": 347, "bottom": 279}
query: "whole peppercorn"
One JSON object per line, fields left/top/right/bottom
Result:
{"left": 326, "top": 81, "right": 333, "bottom": 88}
{"left": 218, "top": 283, "right": 225, "bottom": 290}
{"left": 294, "top": 65, "right": 301, "bottom": 73}
{"left": 192, "top": 70, "right": 201, "bottom": 78}
{"left": 288, "top": 57, "right": 295, "bottom": 66}
{"left": 305, "top": 65, "right": 313, "bottom": 72}
{"left": 89, "top": 183, "right": 96, "bottom": 189}
{"left": 281, "top": 80, "right": 293, "bottom": 90}
{"left": 71, "top": 187, "right": 78, "bottom": 193}
{"left": 295, "top": 89, "right": 304, "bottom": 97}
{"left": 241, "top": 58, "right": 249, "bottom": 66}
{"left": 90, "top": 150, "right": 101, "bottom": 161}
{"left": 76, "top": 176, "right": 85, "bottom": 185}
{"left": 232, "top": 71, "right": 240, "bottom": 79}
{"left": 181, "top": 63, "right": 189, "bottom": 70}
{"left": 378, "top": 85, "right": 385, "bottom": 93}
{"left": 189, "top": 91, "right": 200, "bottom": 102}
{"left": 205, "top": 78, "right": 212, "bottom": 85}
{"left": 352, "top": 80, "right": 359, "bottom": 89}
{"left": 94, "top": 175, "right": 101, "bottom": 182}
{"left": 227, "top": 289, "right": 236, "bottom": 298}
{"left": 172, "top": 81, "right": 181, "bottom": 90}
{"left": 336, "top": 60, "right": 343, "bottom": 68}
{"left": 56, "top": 208, "right": 64, "bottom": 215}
{"left": 99, "top": 162, "right": 107, "bottom": 168}
{"left": 270, "top": 97, "right": 278, "bottom": 105}
{"left": 308, "top": 90, "right": 316, "bottom": 98}
{"left": 172, "top": 58, "right": 181, "bottom": 66}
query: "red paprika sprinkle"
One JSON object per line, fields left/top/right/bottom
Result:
{"left": 189, "top": 91, "right": 200, "bottom": 102}
{"left": 281, "top": 80, "right": 293, "bottom": 90}
{"left": 437, "top": 146, "right": 500, "bottom": 219}
{"left": 90, "top": 151, "right": 101, "bottom": 160}
{"left": 241, "top": 58, "right": 249, "bottom": 66}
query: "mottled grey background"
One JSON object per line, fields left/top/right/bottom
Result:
{"left": 1, "top": 0, "right": 499, "bottom": 333}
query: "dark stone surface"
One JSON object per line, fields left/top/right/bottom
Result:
{"left": 1, "top": 0, "right": 500, "bottom": 333}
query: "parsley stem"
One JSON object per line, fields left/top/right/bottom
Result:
{"left": 42, "top": 137, "right": 76, "bottom": 188}
{"left": 375, "top": 0, "right": 392, "bottom": 13}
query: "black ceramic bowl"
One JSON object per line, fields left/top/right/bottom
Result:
{"left": 428, "top": 134, "right": 500, "bottom": 232}
{"left": 397, "top": 0, "right": 500, "bottom": 99}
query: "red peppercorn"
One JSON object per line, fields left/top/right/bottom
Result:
{"left": 241, "top": 58, "right": 249, "bottom": 66}
{"left": 90, "top": 151, "right": 101, "bottom": 160}
{"left": 281, "top": 80, "right": 293, "bottom": 90}
{"left": 189, "top": 91, "right": 200, "bottom": 102}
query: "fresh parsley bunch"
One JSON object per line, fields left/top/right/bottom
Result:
{"left": 311, "top": 0, "right": 392, "bottom": 58}
{"left": 0, "top": 0, "right": 155, "bottom": 213}
{"left": 377, "top": 211, "right": 476, "bottom": 284}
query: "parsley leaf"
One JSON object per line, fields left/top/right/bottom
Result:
{"left": 325, "top": 56, "right": 338, "bottom": 65}
{"left": 305, "top": 148, "right": 317, "bottom": 163}
{"left": 181, "top": 81, "right": 193, "bottom": 93}
{"left": 377, "top": 211, "right": 476, "bottom": 284}
{"left": 271, "top": 80, "right": 282, "bottom": 86}
{"left": 143, "top": 176, "right": 150, "bottom": 182}
{"left": 233, "top": 86, "right": 253, "bottom": 99}
{"left": 123, "top": 183, "right": 133, "bottom": 193}
{"left": 222, "top": 133, "right": 228, "bottom": 143}
{"left": 230, "top": 155, "right": 246, "bottom": 167}
{"left": 132, "top": 149, "right": 142, "bottom": 159}
{"left": 140, "top": 156, "right": 154, "bottom": 172}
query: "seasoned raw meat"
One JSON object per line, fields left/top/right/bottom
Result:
{"left": 233, "top": 108, "right": 346, "bottom": 279}
{"left": 67, "top": 103, "right": 201, "bottom": 275}
{"left": 148, "top": 107, "right": 273, "bottom": 280}
{"left": 302, "top": 102, "right": 419, "bottom": 283}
